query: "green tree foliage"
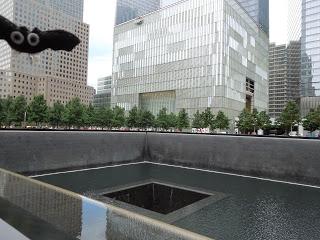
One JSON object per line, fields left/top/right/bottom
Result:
{"left": 237, "top": 109, "right": 254, "bottom": 134}
{"left": 252, "top": 108, "right": 259, "bottom": 132}
{"left": 27, "top": 95, "right": 48, "bottom": 126}
{"left": 12, "top": 96, "right": 27, "bottom": 126}
{"left": 157, "top": 108, "right": 170, "bottom": 130}
{"left": 177, "top": 109, "right": 189, "bottom": 131}
{"left": 84, "top": 104, "right": 95, "bottom": 127}
{"left": 112, "top": 106, "right": 126, "bottom": 128}
{"left": 63, "top": 98, "right": 85, "bottom": 128}
{"left": 200, "top": 108, "right": 215, "bottom": 128}
{"left": 214, "top": 111, "right": 229, "bottom": 130}
{"left": 2, "top": 97, "right": 14, "bottom": 126}
{"left": 303, "top": 107, "right": 320, "bottom": 132}
{"left": 139, "top": 110, "right": 155, "bottom": 129}
{"left": 256, "top": 111, "right": 271, "bottom": 130}
{"left": 192, "top": 110, "right": 204, "bottom": 128}
{"left": 95, "top": 107, "right": 113, "bottom": 130}
{"left": 167, "top": 112, "right": 178, "bottom": 129}
{"left": 0, "top": 99, "right": 5, "bottom": 127}
{"left": 127, "top": 106, "right": 139, "bottom": 128}
{"left": 277, "top": 101, "right": 300, "bottom": 133}
{"left": 48, "top": 101, "right": 64, "bottom": 128}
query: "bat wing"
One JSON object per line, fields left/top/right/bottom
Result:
{"left": 0, "top": 15, "right": 17, "bottom": 40}
{"left": 39, "top": 30, "right": 81, "bottom": 52}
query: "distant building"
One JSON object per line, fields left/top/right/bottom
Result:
{"left": 115, "top": 0, "right": 160, "bottom": 25}
{"left": 93, "top": 76, "right": 112, "bottom": 108}
{"left": 236, "top": 0, "right": 269, "bottom": 35}
{"left": 112, "top": 0, "right": 269, "bottom": 121}
{"left": 269, "top": 42, "right": 300, "bottom": 118}
{"left": 300, "top": 0, "right": 320, "bottom": 116}
{"left": 0, "top": 0, "right": 94, "bottom": 106}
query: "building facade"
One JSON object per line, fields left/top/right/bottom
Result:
{"left": 93, "top": 76, "right": 112, "bottom": 108}
{"left": 115, "top": 0, "right": 160, "bottom": 25}
{"left": 269, "top": 42, "right": 301, "bottom": 118}
{"left": 235, "top": 0, "right": 269, "bottom": 35}
{"left": 0, "top": 0, "right": 94, "bottom": 106}
{"left": 112, "top": 0, "right": 269, "bottom": 121}
{"left": 300, "top": 0, "right": 320, "bottom": 115}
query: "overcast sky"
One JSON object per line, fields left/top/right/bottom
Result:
{"left": 84, "top": 0, "right": 289, "bottom": 89}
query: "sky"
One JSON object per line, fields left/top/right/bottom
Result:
{"left": 84, "top": 0, "right": 289, "bottom": 90}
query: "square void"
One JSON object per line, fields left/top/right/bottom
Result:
{"left": 104, "top": 183, "right": 210, "bottom": 214}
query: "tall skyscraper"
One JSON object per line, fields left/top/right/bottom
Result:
{"left": 37, "top": 0, "right": 84, "bottom": 20}
{"left": 115, "top": 0, "right": 160, "bottom": 25}
{"left": 112, "top": 0, "right": 269, "bottom": 122}
{"left": 0, "top": 0, "right": 94, "bottom": 106}
{"left": 236, "top": 0, "right": 269, "bottom": 35}
{"left": 301, "top": 0, "right": 320, "bottom": 98}
{"left": 269, "top": 42, "right": 301, "bottom": 118}
{"left": 285, "top": 0, "right": 320, "bottom": 116}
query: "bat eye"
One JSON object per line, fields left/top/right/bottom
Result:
{"left": 10, "top": 31, "right": 24, "bottom": 45}
{"left": 27, "top": 33, "right": 40, "bottom": 47}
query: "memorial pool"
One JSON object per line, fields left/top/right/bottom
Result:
{"left": 35, "top": 162, "right": 320, "bottom": 240}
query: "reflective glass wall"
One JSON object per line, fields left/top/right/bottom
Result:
{"left": 236, "top": 0, "right": 269, "bottom": 35}
{"left": 301, "top": 0, "right": 320, "bottom": 97}
{"left": 115, "top": 0, "right": 160, "bottom": 25}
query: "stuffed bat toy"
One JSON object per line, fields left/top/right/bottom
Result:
{"left": 0, "top": 15, "right": 80, "bottom": 54}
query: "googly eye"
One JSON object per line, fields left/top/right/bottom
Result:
{"left": 10, "top": 31, "right": 24, "bottom": 45}
{"left": 27, "top": 33, "right": 40, "bottom": 47}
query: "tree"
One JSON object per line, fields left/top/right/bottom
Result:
{"left": 256, "top": 111, "right": 271, "bottom": 131}
{"left": 157, "top": 108, "right": 170, "bottom": 130}
{"left": 127, "top": 106, "right": 139, "bottom": 128}
{"left": 303, "top": 107, "right": 320, "bottom": 132}
{"left": 63, "top": 98, "right": 85, "bottom": 129}
{"left": 192, "top": 110, "right": 204, "bottom": 128}
{"left": 237, "top": 109, "right": 254, "bottom": 134}
{"left": 2, "top": 96, "right": 14, "bottom": 126}
{"left": 84, "top": 104, "right": 95, "bottom": 127}
{"left": 200, "top": 108, "right": 215, "bottom": 128}
{"left": 213, "top": 111, "right": 229, "bottom": 130}
{"left": 139, "top": 110, "right": 155, "bottom": 129}
{"left": 27, "top": 95, "right": 48, "bottom": 126}
{"left": 0, "top": 99, "right": 5, "bottom": 127}
{"left": 112, "top": 106, "right": 126, "bottom": 128}
{"left": 167, "top": 112, "right": 178, "bottom": 130}
{"left": 277, "top": 101, "right": 300, "bottom": 133}
{"left": 252, "top": 108, "right": 259, "bottom": 132}
{"left": 12, "top": 96, "right": 27, "bottom": 126}
{"left": 95, "top": 107, "right": 113, "bottom": 130}
{"left": 177, "top": 109, "right": 189, "bottom": 131}
{"left": 48, "top": 101, "right": 65, "bottom": 128}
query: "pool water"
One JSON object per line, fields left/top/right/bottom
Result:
{"left": 35, "top": 163, "right": 320, "bottom": 240}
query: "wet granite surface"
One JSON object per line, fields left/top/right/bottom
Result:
{"left": 36, "top": 163, "right": 320, "bottom": 240}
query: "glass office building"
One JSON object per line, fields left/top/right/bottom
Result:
{"left": 112, "top": 0, "right": 269, "bottom": 121}
{"left": 93, "top": 76, "right": 112, "bottom": 108}
{"left": 289, "top": 0, "right": 320, "bottom": 116}
{"left": 115, "top": 0, "right": 160, "bottom": 25}
{"left": 301, "top": 0, "right": 320, "bottom": 98}
{"left": 236, "top": 0, "right": 269, "bottom": 35}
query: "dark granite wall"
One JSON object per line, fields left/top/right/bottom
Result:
{"left": 146, "top": 133, "right": 320, "bottom": 185}
{"left": 0, "top": 131, "right": 146, "bottom": 174}
{"left": 0, "top": 131, "right": 320, "bottom": 185}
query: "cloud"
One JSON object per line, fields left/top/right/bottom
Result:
{"left": 84, "top": 0, "right": 116, "bottom": 89}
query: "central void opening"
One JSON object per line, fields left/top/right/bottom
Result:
{"left": 104, "top": 183, "right": 210, "bottom": 214}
